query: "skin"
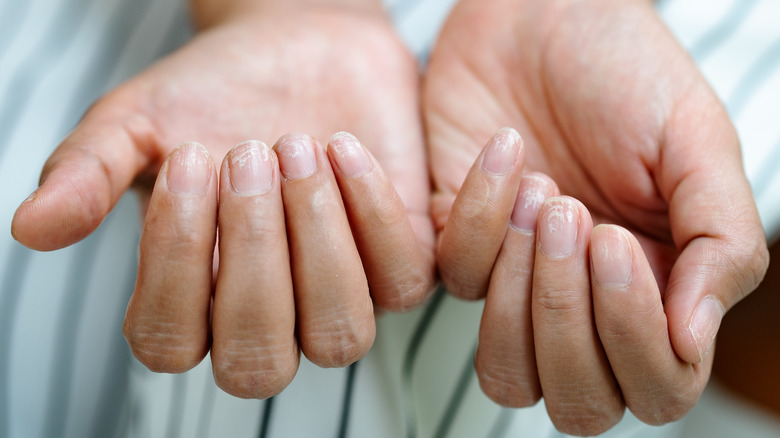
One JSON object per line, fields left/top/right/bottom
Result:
{"left": 8, "top": 0, "right": 769, "bottom": 433}
{"left": 11, "top": 1, "right": 436, "bottom": 399}
{"left": 427, "top": 0, "right": 769, "bottom": 435}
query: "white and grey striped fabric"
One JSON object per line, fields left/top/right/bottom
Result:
{"left": 1, "top": 0, "right": 778, "bottom": 437}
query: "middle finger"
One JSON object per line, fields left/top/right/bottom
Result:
{"left": 532, "top": 197, "right": 623, "bottom": 436}
{"left": 275, "top": 133, "right": 375, "bottom": 368}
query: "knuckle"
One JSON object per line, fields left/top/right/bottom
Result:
{"left": 550, "top": 406, "right": 624, "bottom": 437}
{"left": 718, "top": 235, "right": 770, "bottom": 301}
{"left": 213, "top": 341, "right": 298, "bottom": 399}
{"left": 374, "top": 269, "right": 434, "bottom": 312}
{"left": 454, "top": 193, "right": 502, "bottom": 230}
{"left": 630, "top": 387, "right": 699, "bottom": 425}
{"left": 475, "top": 359, "right": 540, "bottom": 408}
{"left": 301, "top": 313, "right": 375, "bottom": 367}
{"left": 596, "top": 305, "right": 663, "bottom": 343}
{"left": 123, "top": 318, "right": 206, "bottom": 373}
{"left": 534, "top": 287, "right": 587, "bottom": 317}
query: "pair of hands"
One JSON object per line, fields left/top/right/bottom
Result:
{"left": 11, "top": 0, "right": 769, "bottom": 435}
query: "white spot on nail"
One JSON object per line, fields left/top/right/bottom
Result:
{"left": 231, "top": 142, "right": 269, "bottom": 168}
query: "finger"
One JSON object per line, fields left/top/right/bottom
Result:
{"left": 11, "top": 97, "right": 155, "bottom": 251}
{"left": 326, "top": 132, "right": 435, "bottom": 311}
{"left": 591, "top": 225, "right": 708, "bottom": 425}
{"left": 275, "top": 133, "right": 375, "bottom": 368}
{"left": 123, "top": 143, "right": 216, "bottom": 373}
{"left": 476, "top": 173, "right": 558, "bottom": 407}
{"left": 532, "top": 197, "right": 623, "bottom": 436}
{"left": 660, "top": 96, "right": 770, "bottom": 364}
{"left": 437, "top": 128, "right": 525, "bottom": 300}
{"left": 211, "top": 141, "right": 299, "bottom": 399}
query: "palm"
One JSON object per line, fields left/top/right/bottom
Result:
{"left": 103, "top": 8, "right": 431, "bottom": 245}
{"left": 425, "top": 0, "right": 732, "bottom": 287}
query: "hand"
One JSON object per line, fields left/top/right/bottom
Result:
{"left": 425, "top": 0, "right": 769, "bottom": 434}
{"left": 12, "top": 4, "right": 434, "bottom": 398}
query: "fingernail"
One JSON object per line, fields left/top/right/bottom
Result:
{"left": 481, "top": 127, "right": 522, "bottom": 175}
{"left": 228, "top": 141, "right": 274, "bottom": 195}
{"left": 167, "top": 142, "right": 211, "bottom": 194}
{"left": 689, "top": 297, "right": 725, "bottom": 362}
{"left": 329, "top": 132, "right": 372, "bottom": 176}
{"left": 592, "top": 226, "right": 633, "bottom": 287}
{"left": 538, "top": 197, "right": 579, "bottom": 258}
{"left": 510, "top": 175, "right": 550, "bottom": 233}
{"left": 276, "top": 133, "right": 317, "bottom": 180}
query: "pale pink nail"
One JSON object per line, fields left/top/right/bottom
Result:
{"left": 481, "top": 127, "right": 522, "bottom": 175}
{"left": 510, "top": 175, "right": 551, "bottom": 232}
{"left": 276, "top": 134, "right": 317, "bottom": 180}
{"left": 228, "top": 141, "right": 274, "bottom": 195}
{"left": 538, "top": 197, "right": 578, "bottom": 258}
{"left": 689, "top": 297, "right": 725, "bottom": 362}
{"left": 329, "top": 132, "right": 372, "bottom": 176}
{"left": 167, "top": 142, "right": 211, "bottom": 194}
{"left": 592, "top": 225, "right": 633, "bottom": 287}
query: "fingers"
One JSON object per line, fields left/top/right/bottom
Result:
{"left": 532, "top": 197, "right": 624, "bottom": 436}
{"left": 591, "top": 225, "right": 707, "bottom": 425}
{"left": 11, "top": 99, "right": 155, "bottom": 251}
{"left": 275, "top": 133, "right": 375, "bottom": 368}
{"left": 437, "top": 128, "right": 525, "bottom": 300}
{"left": 123, "top": 143, "right": 217, "bottom": 373}
{"left": 476, "top": 173, "right": 558, "bottom": 407}
{"left": 211, "top": 141, "right": 299, "bottom": 399}
{"left": 326, "top": 132, "right": 435, "bottom": 311}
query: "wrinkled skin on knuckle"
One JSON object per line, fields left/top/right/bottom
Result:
{"left": 301, "top": 312, "right": 374, "bottom": 368}
{"left": 534, "top": 286, "right": 589, "bottom": 318}
{"left": 213, "top": 343, "right": 297, "bottom": 399}
{"left": 373, "top": 265, "right": 433, "bottom": 312}
{"left": 550, "top": 404, "right": 624, "bottom": 437}
{"left": 629, "top": 384, "right": 700, "bottom": 426}
{"left": 123, "top": 319, "right": 206, "bottom": 373}
{"left": 475, "top": 358, "right": 540, "bottom": 408}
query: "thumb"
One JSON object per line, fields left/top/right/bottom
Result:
{"left": 661, "top": 97, "right": 770, "bottom": 364}
{"left": 11, "top": 102, "right": 155, "bottom": 251}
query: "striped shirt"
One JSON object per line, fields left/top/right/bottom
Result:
{"left": 0, "top": 0, "right": 778, "bottom": 437}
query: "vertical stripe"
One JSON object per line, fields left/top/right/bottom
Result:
{"left": 195, "top": 370, "right": 216, "bottom": 438}
{"left": 486, "top": 409, "right": 514, "bottom": 438}
{"left": 152, "top": 1, "right": 193, "bottom": 60}
{"left": 337, "top": 362, "right": 360, "bottom": 438}
{"left": 0, "top": 0, "right": 94, "bottom": 158}
{"left": 728, "top": 35, "right": 780, "bottom": 116}
{"left": 88, "top": 245, "right": 138, "bottom": 438}
{"left": 402, "top": 285, "right": 447, "bottom": 438}
{"left": 258, "top": 397, "right": 276, "bottom": 438}
{"left": 754, "top": 138, "right": 780, "bottom": 199}
{"left": 42, "top": 225, "right": 107, "bottom": 438}
{"left": 55, "top": 0, "right": 156, "bottom": 133}
{"left": 433, "top": 345, "right": 477, "bottom": 438}
{"left": 0, "top": 1, "right": 33, "bottom": 66}
{"left": 165, "top": 373, "right": 189, "bottom": 438}
{"left": 0, "top": 247, "right": 33, "bottom": 438}
{"left": 390, "top": 0, "right": 425, "bottom": 20}
{"left": 689, "top": 0, "right": 759, "bottom": 59}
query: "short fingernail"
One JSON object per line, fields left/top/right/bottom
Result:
{"left": 167, "top": 142, "right": 211, "bottom": 194}
{"left": 538, "top": 197, "right": 579, "bottom": 258}
{"left": 481, "top": 127, "right": 522, "bottom": 175}
{"left": 276, "top": 133, "right": 318, "bottom": 180}
{"left": 228, "top": 141, "right": 274, "bottom": 195}
{"left": 329, "top": 132, "right": 372, "bottom": 177}
{"left": 510, "top": 175, "right": 552, "bottom": 233}
{"left": 591, "top": 225, "right": 633, "bottom": 287}
{"left": 689, "top": 297, "right": 725, "bottom": 362}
